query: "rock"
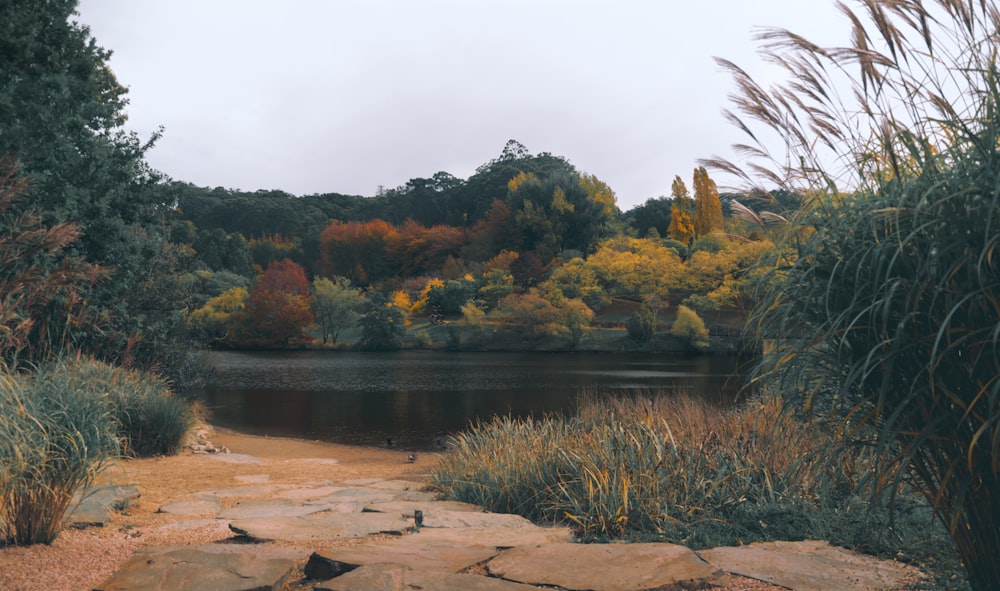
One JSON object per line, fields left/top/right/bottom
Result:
{"left": 304, "top": 538, "right": 500, "bottom": 578}
{"left": 150, "top": 519, "right": 231, "bottom": 535}
{"left": 274, "top": 485, "right": 344, "bottom": 501}
{"left": 698, "top": 540, "right": 923, "bottom": 591}
{"left": 362, "top": 500, "right": 485, "bottom": 515}
{"left": 395, "top": 525, "right": 574, "bottom": 548}
{"left": 193, "top": 484, "right": 284, "bottom": 498}
{"left": 63, "top": 483, "right": 139, "bottom": 528}
{"left": 486, "top": 542, "right": 727, "bottom": 591}
{"left": 314, "top": 563, "right": 546, "bottom": 591}
{"left": 228, "top": 511, "right": 413, "bottom": 542}
{"left": 95, "top": 544, "right": 310, "bottom": 591}
{"left": 218, "top": 499, "right": 330, "bottom": 520}
{"left": 157, "top": 498, "right": 222, "bottom": 516}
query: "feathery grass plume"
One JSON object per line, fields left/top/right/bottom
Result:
{"left": 705, "top": 2, "right": 1000, "bottom": 588}
{"left": 0, "top": 363, "right": 119, "bottom": 545}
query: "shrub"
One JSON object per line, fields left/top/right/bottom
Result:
{"left": 0, "top": 365, "right": 119, "bottom": 545}
{"left": 625, "top": 309, "right": 654, "bottom": 342}
{"left": 49, "top": 358, "right": 194, "bottom": 457}
{"left": 670, "top": 305, "right": 709, "bottom": 349}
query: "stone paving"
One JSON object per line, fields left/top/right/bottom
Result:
{"left": 77, "top": 455, "right": 924, "bottom": 591}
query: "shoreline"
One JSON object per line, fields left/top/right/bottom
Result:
{"left": 0, "top": 425, "right": 441, "bottom": 591}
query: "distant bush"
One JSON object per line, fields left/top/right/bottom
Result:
{"left": 625, "top": 309, "right": 654, "bottom": 342}
{"left": 670, "top": 305, "right": 709, "bottom": 349}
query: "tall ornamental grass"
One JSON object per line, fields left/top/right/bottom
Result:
{"left": 704, "top": 1, "right": 1000, "bottom": 588}
{"left": 0, "top": 358, "right": 195, "bottom": 546}
{"left": 432, "top": 393, "right": 937, "bottom": 553}
{"left": 0, "top": 367, "right": 118, "bottom": 545}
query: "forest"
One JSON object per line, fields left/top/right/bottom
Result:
{"left": 170, "top": 141, "right": 787, "bottom": 355}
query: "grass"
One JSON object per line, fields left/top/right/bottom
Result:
{"left": 432, "top": 390, "right": 965, "bottom": 587}
{"left": 0, "top": 358, "right": 195, "bottom": 546}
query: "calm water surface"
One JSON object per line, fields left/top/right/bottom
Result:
{"left": 192, "top": 351, "right": 749, "bottom": 450}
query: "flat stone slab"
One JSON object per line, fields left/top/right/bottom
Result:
{"left": 218, "top": 499, "right": 330, "bottom": 520}
{"left": 395, "top": 525, "right": 574, "bottom": 548}
{"left": 486, "top": 543, "right": 727, "bottom": 591}
{"left": 150, "top": 519, "right": 231, "bottom": 535}
{"left": 157, "top": 498, "right": 222, "bottom": 516}
{"left": 315, "top": 563, "right": 545, "bottom": 591}
{"left": 363, "top": 500, "right": 484, "bottom": 518}
{"left": 95, "top": 544, "right": 310, "bottom": 591}
{"left": 193, "top": 484, "right": 285, "bottom": 498}
{"left": 64, "top": 484, "right": 140, "bottom": 527}
{"left": 305, "top": 539, "right": 501, "bottom": 578}
{"left": 699, "top": 540, "right": 923, "bottom": 591}
{"left": 229, "top": 511, "right": 412, "bottom": 542}
{"left": 274, "top": 485, "right": 345, "bottom": 501}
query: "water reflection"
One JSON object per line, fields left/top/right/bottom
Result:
{"left": 192, "top": 351, "right": 748, "bottom": 450}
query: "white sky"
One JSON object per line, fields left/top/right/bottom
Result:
{"left": 75, "top": 1, "right": 846, "bottom": 210}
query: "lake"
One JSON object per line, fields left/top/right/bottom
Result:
{"left": 191, "top": 350, "right": 751, "bottom": 450}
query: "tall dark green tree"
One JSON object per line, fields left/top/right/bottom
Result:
{"left": 0, "top": 0, "right": 185, "bottom": 374}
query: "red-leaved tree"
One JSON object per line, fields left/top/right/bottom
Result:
{"left": 244, "top": 259, "right": 314, "bottom": 344}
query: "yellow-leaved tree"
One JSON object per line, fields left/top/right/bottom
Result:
{"left": 667, "top": 176, "right": 695, "bottom": 244}
{"left": 692, "top": 166, "right": 723, "bottom": 236}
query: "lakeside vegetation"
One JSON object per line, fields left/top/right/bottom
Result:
{"left": 1, "top": 2, "right": 998, "bottom": 590}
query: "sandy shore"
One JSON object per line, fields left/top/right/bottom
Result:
{"left": 0, "top": 426, "right": 788, "bottom": 591}
{"left": 0, "top": 426, "right": 439, "bottom": 591}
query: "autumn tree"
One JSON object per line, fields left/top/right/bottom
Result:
{"left": 310, "top": 276, "right": 363, "bottom": 345}
{"left": 666, "top": 176, "right": 695, "bottom": 244}
{"left": 692, "top": 167, "right": 723, "bottom": 236}
{"left": 244, "top": 259, "right": 314, "bottom": 344}
{"left": 318, "top": 219, "right": 398, "bottom": 284}
{"left": 499, "top": 289, "right": 563, "bottom": 341}
{"left": 187, "top": 286, "right": 248, "bottom": 344}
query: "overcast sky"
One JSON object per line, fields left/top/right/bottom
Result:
{"left": 75, "top": 1, "right": 846, "bottom": 211}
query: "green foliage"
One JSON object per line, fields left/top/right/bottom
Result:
{"left": 625, "top": 309, "right": 655, "bottom": 342}
{"left": 671, "top": 305, "right": 709, "bottom": 350}
{"left": 622, "top": 196, "right": 672, "bottom": 239}
{"left": 310, "top": 276, "right": 363, "bottom": 345}
{"left": 359, "top": 294, "right": 406, "bottom": 351}
{"left": 712, "top": 2, "right": 1000, "bottom": 588}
